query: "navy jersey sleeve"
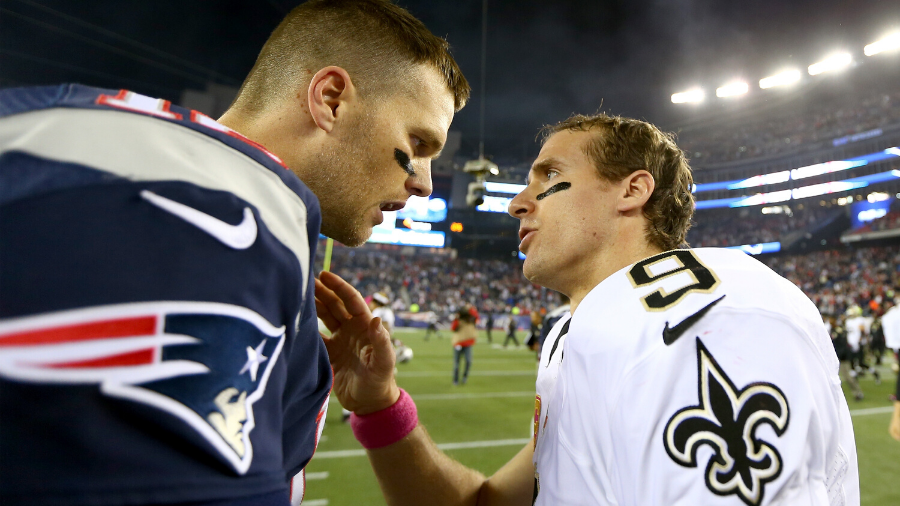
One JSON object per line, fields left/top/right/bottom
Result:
{"left": 0, "top": 85, "right": 332, "bottom": 506}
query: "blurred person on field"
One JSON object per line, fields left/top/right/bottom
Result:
{"left": 450, "top": 307, "right": 477, "bottom": 386}
{"left": 504, "top": 313, "right": 520, "bottom": 348}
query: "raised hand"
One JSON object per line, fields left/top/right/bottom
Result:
{"left": 315, "top": 271, "right": 400, "bottom": 415}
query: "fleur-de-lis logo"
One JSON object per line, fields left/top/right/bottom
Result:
{"left": 664, "top": 338, "right": 789, "bottom": 506}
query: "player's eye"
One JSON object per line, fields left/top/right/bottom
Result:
{"left": 411, "top": 136, "right": 426, "bottom": 154}
{"left": 546, "top": 169, "right": 560, "bottom": 180}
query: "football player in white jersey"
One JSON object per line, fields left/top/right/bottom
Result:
{"left": 315, "top": 113, "right": 860, "bottom": 506}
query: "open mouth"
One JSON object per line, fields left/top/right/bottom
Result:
{"left": 380, "top": 202, "right": 406, "bottom": 212}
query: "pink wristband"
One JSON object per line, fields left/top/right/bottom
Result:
{"left": 350, "top": 388, "right": 418, "bottom": 449}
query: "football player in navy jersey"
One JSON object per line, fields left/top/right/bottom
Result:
{"left": 0, "top": 1, "right": 468, "bottom": 505}
{"left": 317, "top": 113, "right": 859, "bottom": 506}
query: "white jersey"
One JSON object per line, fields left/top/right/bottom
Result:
{"left": 373, "top": 306, "right": 395, "bottom": 335}
{"left": 882, "top": 306, "right": 900, "bottom": 350}
{"left": 533, "top": 248, "right": 859, "bottom": 506}
{"left": 844, "top": 316, "right": 871, "bottom": 352}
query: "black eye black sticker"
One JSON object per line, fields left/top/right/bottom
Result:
{"left": 394, "top": 148, "right": 415, "bottom": 176}
{"left": 536, "top": 182, "right": 571, "bottom": 201}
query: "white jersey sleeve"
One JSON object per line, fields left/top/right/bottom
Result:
{"left": 844, "top": 317, "right": 866, "bottom": 351}
{"left": 372, "top": 307, "right": 395, "bottom": 335}
{"left": 533, "top": 248, "right": 859, "bottom": 506}
{"left": 883, "top": 307, "right": 900, "bottom": 350}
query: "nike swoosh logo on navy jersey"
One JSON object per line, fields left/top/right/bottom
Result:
{"left": 141, "top": 190, "right": 257, "bottom": 249}
{"left": 662, "top": 295, "right": 726, "bottom": 345}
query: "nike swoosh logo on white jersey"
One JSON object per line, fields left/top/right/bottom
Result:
{"left": 662, "top": 295, "right": 726, "bottom": 346}
{"left": 140, "top": 190, "right": 257, "bottom": 250}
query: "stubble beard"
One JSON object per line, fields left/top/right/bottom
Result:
{"left": 309, "top": 119, "right": 378, "bottom": 247}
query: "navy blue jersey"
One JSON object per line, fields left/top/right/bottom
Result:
{"left": 0, "top": 85, "right": 332, "bottom": 505}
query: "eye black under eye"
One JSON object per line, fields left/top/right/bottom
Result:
{"left": 394, "top": 148, "right": 415, "bottom": 176}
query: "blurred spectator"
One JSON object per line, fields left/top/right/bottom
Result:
{"left": 689, "top": 205, "right": 841, "bottom": 247}
{"left": 677, "top": 88, "right": 900, "bottom": 166}
{"left": 765, "top": 245, "right": 900, "bottom": 319}
{"left": 451, "top": 307, "right": 477, "bottom": 385}
{"left": 316, "top": 243, "right": 562, "bottom": 321}
{"left": 504, "top": 313, "right": 520, "bottom": 348}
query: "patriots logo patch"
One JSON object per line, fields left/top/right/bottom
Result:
{"left": 0, "top": 301, "right": 286, "bottom": 474}
{"left": 664, "top": 338, "right": 789, "bottom": 506}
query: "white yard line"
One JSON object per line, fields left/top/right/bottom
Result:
{"left": 305, "top": 472, "right": 329, "bottom": 480}
{"left": 303, "top": 500, "right": 329, "bottom": 506}
{"left": 316, "top": 403, "right": 895, "bottom": 460}
{"left": 849, "top": 406, "right": 894, "bottom": 416}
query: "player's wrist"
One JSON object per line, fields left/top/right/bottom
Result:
{"left": 350, "top": 388, "right": 417, "bottom": 449}
{"left": 354, "top": 384, "right": 400, "bottom": 416}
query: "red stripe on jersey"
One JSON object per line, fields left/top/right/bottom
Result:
{"left": 39, "top": 348, "right": 155, "bottom": 368}
{"left": 0, "top": 316, "right": 157, "bottom": 346}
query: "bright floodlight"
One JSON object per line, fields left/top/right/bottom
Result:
{"left": 808, "top": 53, "right": 852, "bottom": 75}
{"left": 716, "top": 81, "right": 749, "bottom": 98}
{"left": 865, "top": 32, "right": 900, "bottom": 56}
{"left": 759, "top": 70, "right": 801, "bottom": 89}
{"left": 671, "top": 89, "right": 704, "bottom": 104}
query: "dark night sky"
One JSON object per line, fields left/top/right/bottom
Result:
{"left": 1, "top": 0, "right": 898, "bottom": 161}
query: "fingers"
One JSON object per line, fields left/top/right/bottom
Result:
{"left": 315, "top": 296, "right": 342, "bottom": 332}
{"left": 315, "top": 277, "right": 352, "bottom": 322}
{"left": 368, "top": 317, "right": 396, "bottom": 375}
{"left": 319, "top": 271, "right": 372, "bottom": 318}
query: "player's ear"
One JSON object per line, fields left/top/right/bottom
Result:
{"left": 308, "top": 66, "right": 357, "bottom": 133}
{"left": 617, "top": 170, "right": 655, "bottom": 213}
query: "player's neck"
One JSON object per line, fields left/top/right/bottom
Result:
{"left": 568, "top": 241, "right": 663, "bottom": 315}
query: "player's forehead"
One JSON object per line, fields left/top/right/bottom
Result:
{"left": 386, "top": 64, "right": 455, "bottom": 151}
{"left": 526, "top": 130, "right": 593, "bottom": 184}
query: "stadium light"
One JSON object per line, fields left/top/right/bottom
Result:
{"left": 867, "top": 192, "right": 890, "bottom": 203}
{"left": 808, "top": 53, "right": 852, "bottom": 75}
{"left": 759, "top": 70, "right": 801, "bottom": 89}
{"left": 864, "top": 32, "right": 900, "bottom": 56}
{"left": 716, "top": 82, "right": 749, "bottom": 98}
{"left": 671, "top": 89, "right": 704, "bottom": 104}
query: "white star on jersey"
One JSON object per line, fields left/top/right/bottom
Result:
{"left": 240, "top": 339, "right": 268, "bottom": 381}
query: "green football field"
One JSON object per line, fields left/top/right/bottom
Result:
{"left": 303, "top": 329, "right": 900, "bottom": 506}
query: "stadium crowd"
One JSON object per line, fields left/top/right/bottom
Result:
{"left": 316, "top": 239, "right": 900, "bottom": 331}
{"left": 846, "top": 199, "right": 900, "bottom": 234}
{"left": 765, "top": 245, "right": 900, "bottom": 318}
{"left": 687, "top": 205, "right": 842, "bottom": 247}
{"left": 677, "top": 87, "right": 900, "bottom": 166}
{"left": 315, "top": 244, "right": 562, "bottom": 321}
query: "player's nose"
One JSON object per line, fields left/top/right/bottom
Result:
{"left": 508, "top": 189, "right": 534, "bottom": 218}
{"left": 405, "top": 160, "right": 433, "bottom": 197}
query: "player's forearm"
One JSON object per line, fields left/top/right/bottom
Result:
{"left": 365, "top": 425, "right": 485, "bottom": 506}
{"left": 365, "top": 427, "right": 534, "bottom": 506}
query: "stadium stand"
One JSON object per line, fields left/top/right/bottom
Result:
{"left": 315, "top": 242, "right": 562, "bottom": 324}
{"left": 677, "top": 88, "right": 900, "bottom": 166}
{"left": 765, "top": 245, "right": 900, "bottom": 318}
{"left": 687, "top": 205, "right": 844, "bottom": 247}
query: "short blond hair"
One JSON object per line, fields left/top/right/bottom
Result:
{"left": 234, "top": 0, "right": 470, "bottom": 113}
{"left": 542, "top": 114, "right": 694, "bottom": 250}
